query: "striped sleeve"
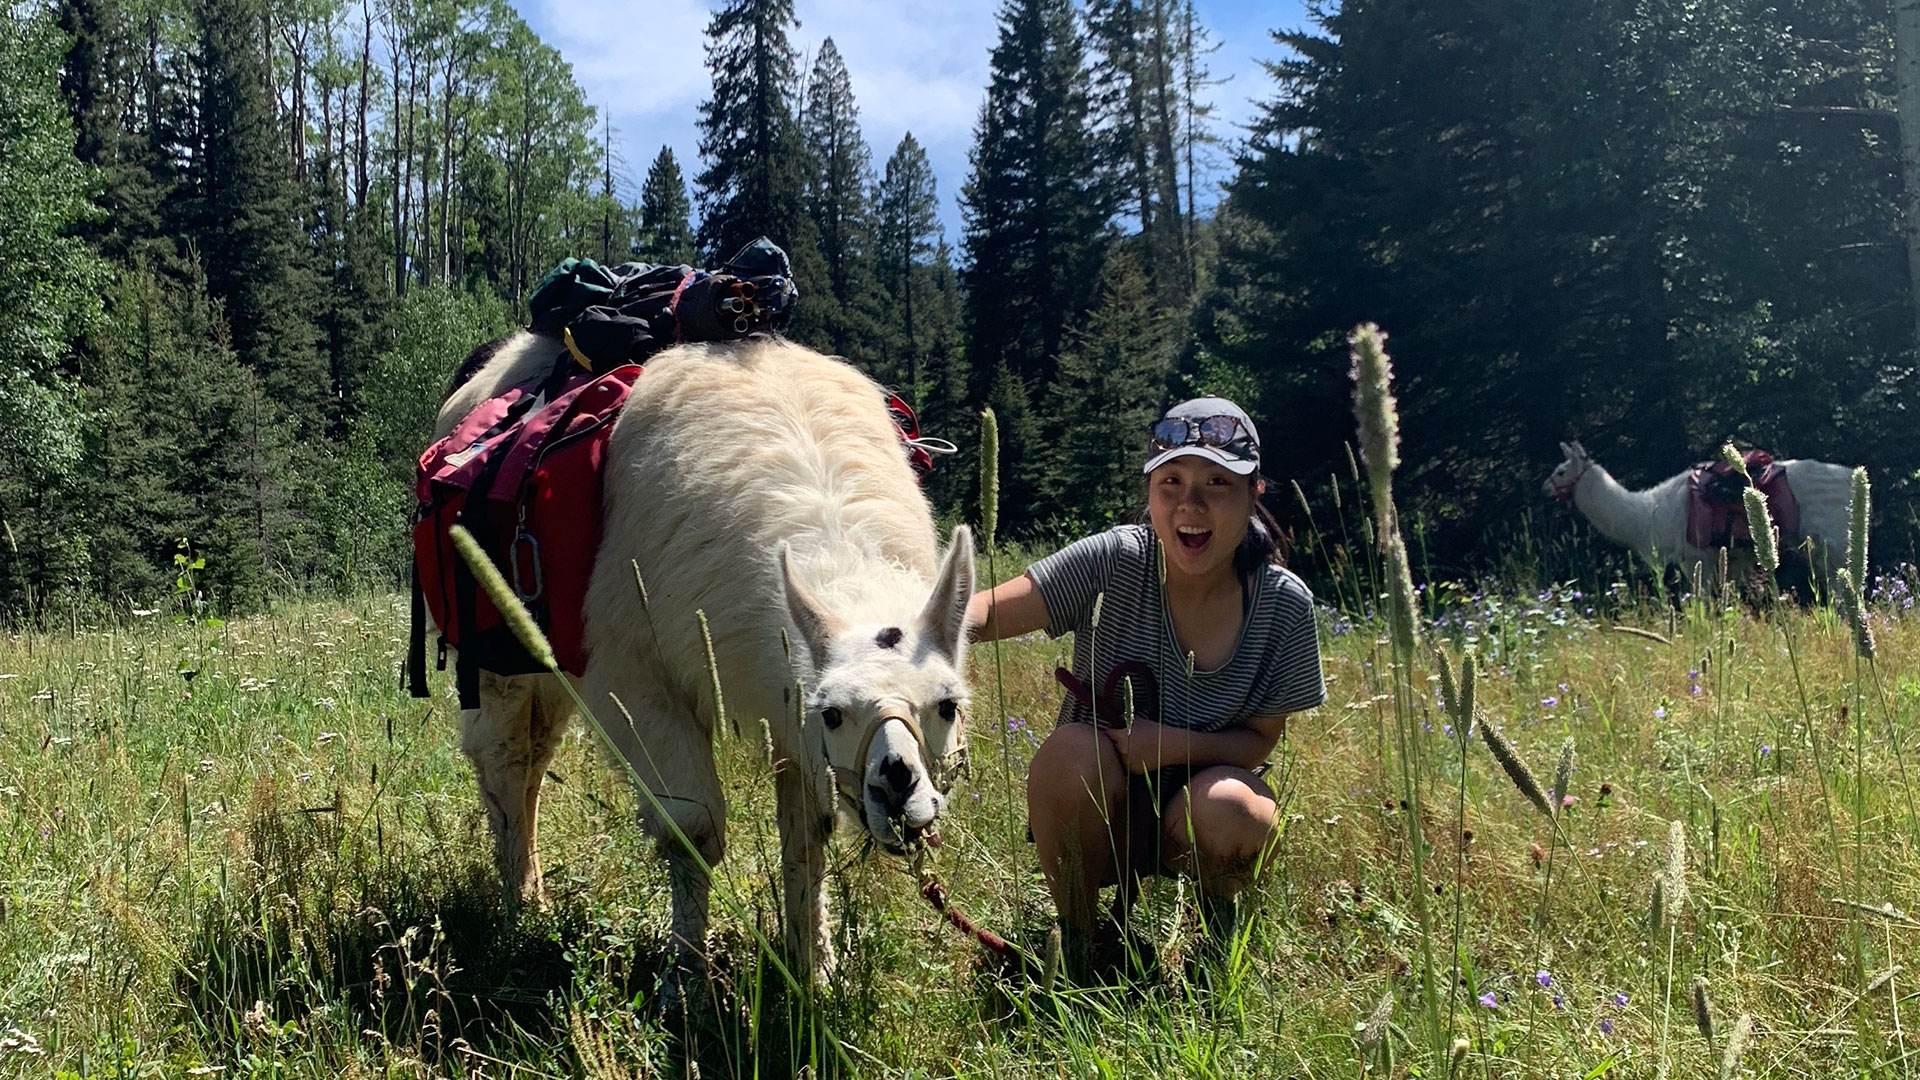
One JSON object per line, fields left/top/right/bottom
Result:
{"left": 1024, "top": 528, "right": 1126, "bottom": 640}
{"left": 1253, "top": 570, "right": 1327, "bottom": 715}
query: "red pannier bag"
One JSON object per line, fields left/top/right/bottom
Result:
{"left": 408, "top": 364, "right": 641, "bottom": 707}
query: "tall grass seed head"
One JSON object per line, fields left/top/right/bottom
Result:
{"left": 697, "top": 609, "right": 728, "bottom": 734}
{"left": 1665, "top": 819, "right": 1690, "bottom": 914}
{"left": 1854, "top": 603, "right": 1878, "bottom": 660}
{"left": 1479, "top": 721, "right": 1553, "bottom": 818}
{"left": 1384, "top": 531, "right": 1422, "bottom": 656}
{"left": 1718, "top": 442, "right": 1748, "bottom": 478}
{"left": 1690, "top": 976, "right": 1714, "bottom": 1044}
{"left": 448, "top": 525, "right": 557, "bottom": 672}
{"left": 1743, "top": 487, "right": 1778, "bottom": 573}
{"left": 1458, "top": 648, "right": 1476, "bottom": 731}
{"left": 978, "top": 406, "right": 1000, "bottom": 550}
{"left": 1347, "top": 323, "right": 1400, "bottom": 512}
{"left": 1551, "top": 737, "right": 1575, "bottom": 813}
{"left": 1358, "top": 990, "right": 1394, "bottom": 1049}
{"left": 1435, "top": 650, "right": 1458, "bottom": 718}
{"left": 1719, "top": 1013, "right": 1752, "bottom": 1080}
{"left": 1849, "top": 466, "right": 1870, "bottom": 586}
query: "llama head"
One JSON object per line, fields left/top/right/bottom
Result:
{"left": 781, "top": 525, "right": 975, "bottom": 854}
{"left": 1545, "top": 440, "right": 1592, "bottom": 501}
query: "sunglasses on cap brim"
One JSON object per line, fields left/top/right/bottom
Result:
{"left": 1150, "top": 414, "right": 1253, "bottom": 452}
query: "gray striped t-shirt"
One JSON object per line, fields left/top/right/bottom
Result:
{"left": 1025, "top": 524, "right": 1325, "bottom": 732}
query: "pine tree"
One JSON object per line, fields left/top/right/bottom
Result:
{"left": 693, "top": 0, "right": 831, "bottom": 347}
{"left": 875, "top": 133, "right": 942, "bottom": 396}
{"left": 1043, "top": 248, "right": 1168, "bottom": 524}
{"left": 693, "top": 0, "right": 812, "bottom": 261}
{"left": 962, "top": 0, "right": 1110, "bottom": 390}
{"left": 192, "top": 0, "right": 329, "bottom": 439}
{"left": 962, "top": 0, "right": 1111, "bottom": 532}
{"left": 55, "top": 0, "right": 165, "bottom": 258}
{"left": 801, "top": 39, "right": 876, "bottom": 308}
{"left": 637, "top": 145, "right": 696, "bottom": 265}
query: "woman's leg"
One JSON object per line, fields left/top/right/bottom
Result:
{"left": 1026, "top": 722, "right": 1130, "bottom": 931}
{"left": 1160, "top": 765, "right": 1280, "bottom": 902}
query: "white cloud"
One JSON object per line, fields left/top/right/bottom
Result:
{"left": 512, "top": 0, "right": 1306, "bottom": 242}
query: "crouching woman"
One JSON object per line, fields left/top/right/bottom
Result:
{"left": 965, "top": 397, "right": 1325, "bottom": 966}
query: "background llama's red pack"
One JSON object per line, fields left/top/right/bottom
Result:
{"left": 409, "top": 364, "right": 640, "bottom": 707}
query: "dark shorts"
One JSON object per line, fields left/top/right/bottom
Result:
{"left": 1124, "top": 764, "right": 1274, "bottom": 882}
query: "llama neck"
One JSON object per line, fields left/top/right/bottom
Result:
{"left": 1572, "top": 464, "right": 1660, "bottom": 552}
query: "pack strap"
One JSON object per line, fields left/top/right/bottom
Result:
{"left": 406, "top": 554, "right": 429, "bottom": 698}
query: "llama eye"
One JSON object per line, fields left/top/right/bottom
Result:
{"left": 821, "top": 706, "right": 844, "bottom": 730}
{"left": 938, "top": 699, "right": 958, "bottom": 723}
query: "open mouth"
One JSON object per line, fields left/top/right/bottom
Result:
{"left": 1176, "top": 525, "right": 1212, "bottom": 552}
{"left": 873, "top": 818, "right": 942, "bottom": 857}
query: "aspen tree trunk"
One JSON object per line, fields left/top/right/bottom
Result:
{"left": 1896, "top": 0, "right": 1920, "bottom": 349}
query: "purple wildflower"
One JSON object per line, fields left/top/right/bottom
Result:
{"left": 1613, "top": 992, "right": 1630, "bottom": 1007}
{"left": 1552, "top": 994, "right": 1564, "bottom": 1010}
{"left": 1478, "top": 991, "right": 1497, "bottom": 1009}
{"left": 1541, "top": 696, "right": 1559, "bottom": 708}
{"left": 1536, "top": 970, "right": 1553, "bottom": 988}
{"left": 1760, "top": 745, "right": 1773, "bottom": 756}
{"left": 1600, "top": 1018, "right": 1615, "bottom": 1035}
{"left": 1654, "top": 705, "right": 1667, "bottom": 719}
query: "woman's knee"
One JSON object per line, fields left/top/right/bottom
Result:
{"left": 1026, "top": 722, "right": 1127, "bottom": 815}
{"left": 1165, "top": 768, "right": 1278, "bottom": 861}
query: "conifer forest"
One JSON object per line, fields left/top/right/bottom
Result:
{"left": 7, "top": 0, "right": 1918, "bottom": 616}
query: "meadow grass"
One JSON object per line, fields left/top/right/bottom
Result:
{"left": 1, "top": 555, "right": 1918, "bottom": 1077}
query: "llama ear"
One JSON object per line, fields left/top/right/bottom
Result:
{"left": 1559, "top": 440, "right": 1576, "bottom": 460}
{"left": 780, "top": 544, "right": 842, "bottom": 670}
{"left": 1569, "top": 440, "right": 1588, "bottom": 460}
{"left": 917, "top": 525, "right": 975, "bottom": 664}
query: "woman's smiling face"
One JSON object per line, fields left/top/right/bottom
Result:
{"left": 1147, "top": 456, "right": 1258, "bottom": 581}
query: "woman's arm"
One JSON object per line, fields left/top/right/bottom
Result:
{"left": 964, "top": 572, "right": 1051, "bottom": 643}
{"left": 1103, "top": 712, "right": 1287, "bottom": 774}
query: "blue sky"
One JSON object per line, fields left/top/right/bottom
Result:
{"left": 509, "top": 0, "right": 1314, "bottom": 243}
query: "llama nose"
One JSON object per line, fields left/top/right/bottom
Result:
{"left": 869, "top": 751, "right": 920, "bottom": 817}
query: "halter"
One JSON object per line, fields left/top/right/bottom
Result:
{"left": 822, "top": 701, "right": 970, "bottom": 822}
{"left": 1549, "top": 459, "right": 1591, "bottom": 502}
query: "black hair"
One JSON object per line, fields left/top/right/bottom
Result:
{"left": 1235, "top": 475, "right": 1289, "bottom": 578}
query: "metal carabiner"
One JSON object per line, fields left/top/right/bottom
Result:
{"left": 510, "top": 513, "right": 543, "bottom": 602}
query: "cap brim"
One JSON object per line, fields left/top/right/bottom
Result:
{"left": 1143, "top": 445, "right": 1259, "bottom": 476}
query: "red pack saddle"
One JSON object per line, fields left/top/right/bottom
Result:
{"left": 1685, "top": 449, "right": 1801, "bottom": 552}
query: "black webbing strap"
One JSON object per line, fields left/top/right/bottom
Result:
{"left": 406, "top": 553, "right": 429, "bottom": 698}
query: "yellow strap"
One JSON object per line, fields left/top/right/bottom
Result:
{"left": 562, "top": 326, "right": 592, "bottom": 371}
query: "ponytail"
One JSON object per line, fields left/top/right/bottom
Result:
{"left": 1233, "top": 476, "right": 1289, "bottom": 579}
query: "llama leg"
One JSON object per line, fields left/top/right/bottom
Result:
{"left": 665, "top": 841, "right": 712, "bottom": 980}
{"left": 583, "top": 669, "right": 727, "bottom": 1000}
{"left": 775, "top": 751, "right": 834, "bottom": 979}
{"left": 458, "top": 669, "right": 542, "bottom": 908}
{"left": 515, "top": 676, "right": 573, "bottom": 905}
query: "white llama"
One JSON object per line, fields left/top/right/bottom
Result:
{"left": 1543, "top": 439, "right": 1853, "bottom": 589}
{"left": 434, "top": 332, "right": 973, "bottom": 985}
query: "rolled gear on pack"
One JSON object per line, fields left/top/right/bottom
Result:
{"left": 525, "top": 236, "right": 798, "bottom": 376}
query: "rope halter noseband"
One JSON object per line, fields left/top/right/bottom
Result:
{"left": 823, "top": 698, "right": 970, "bottom": 826}
{"left": 1549, "top": 458, "right": 1591, "bottom": 502}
